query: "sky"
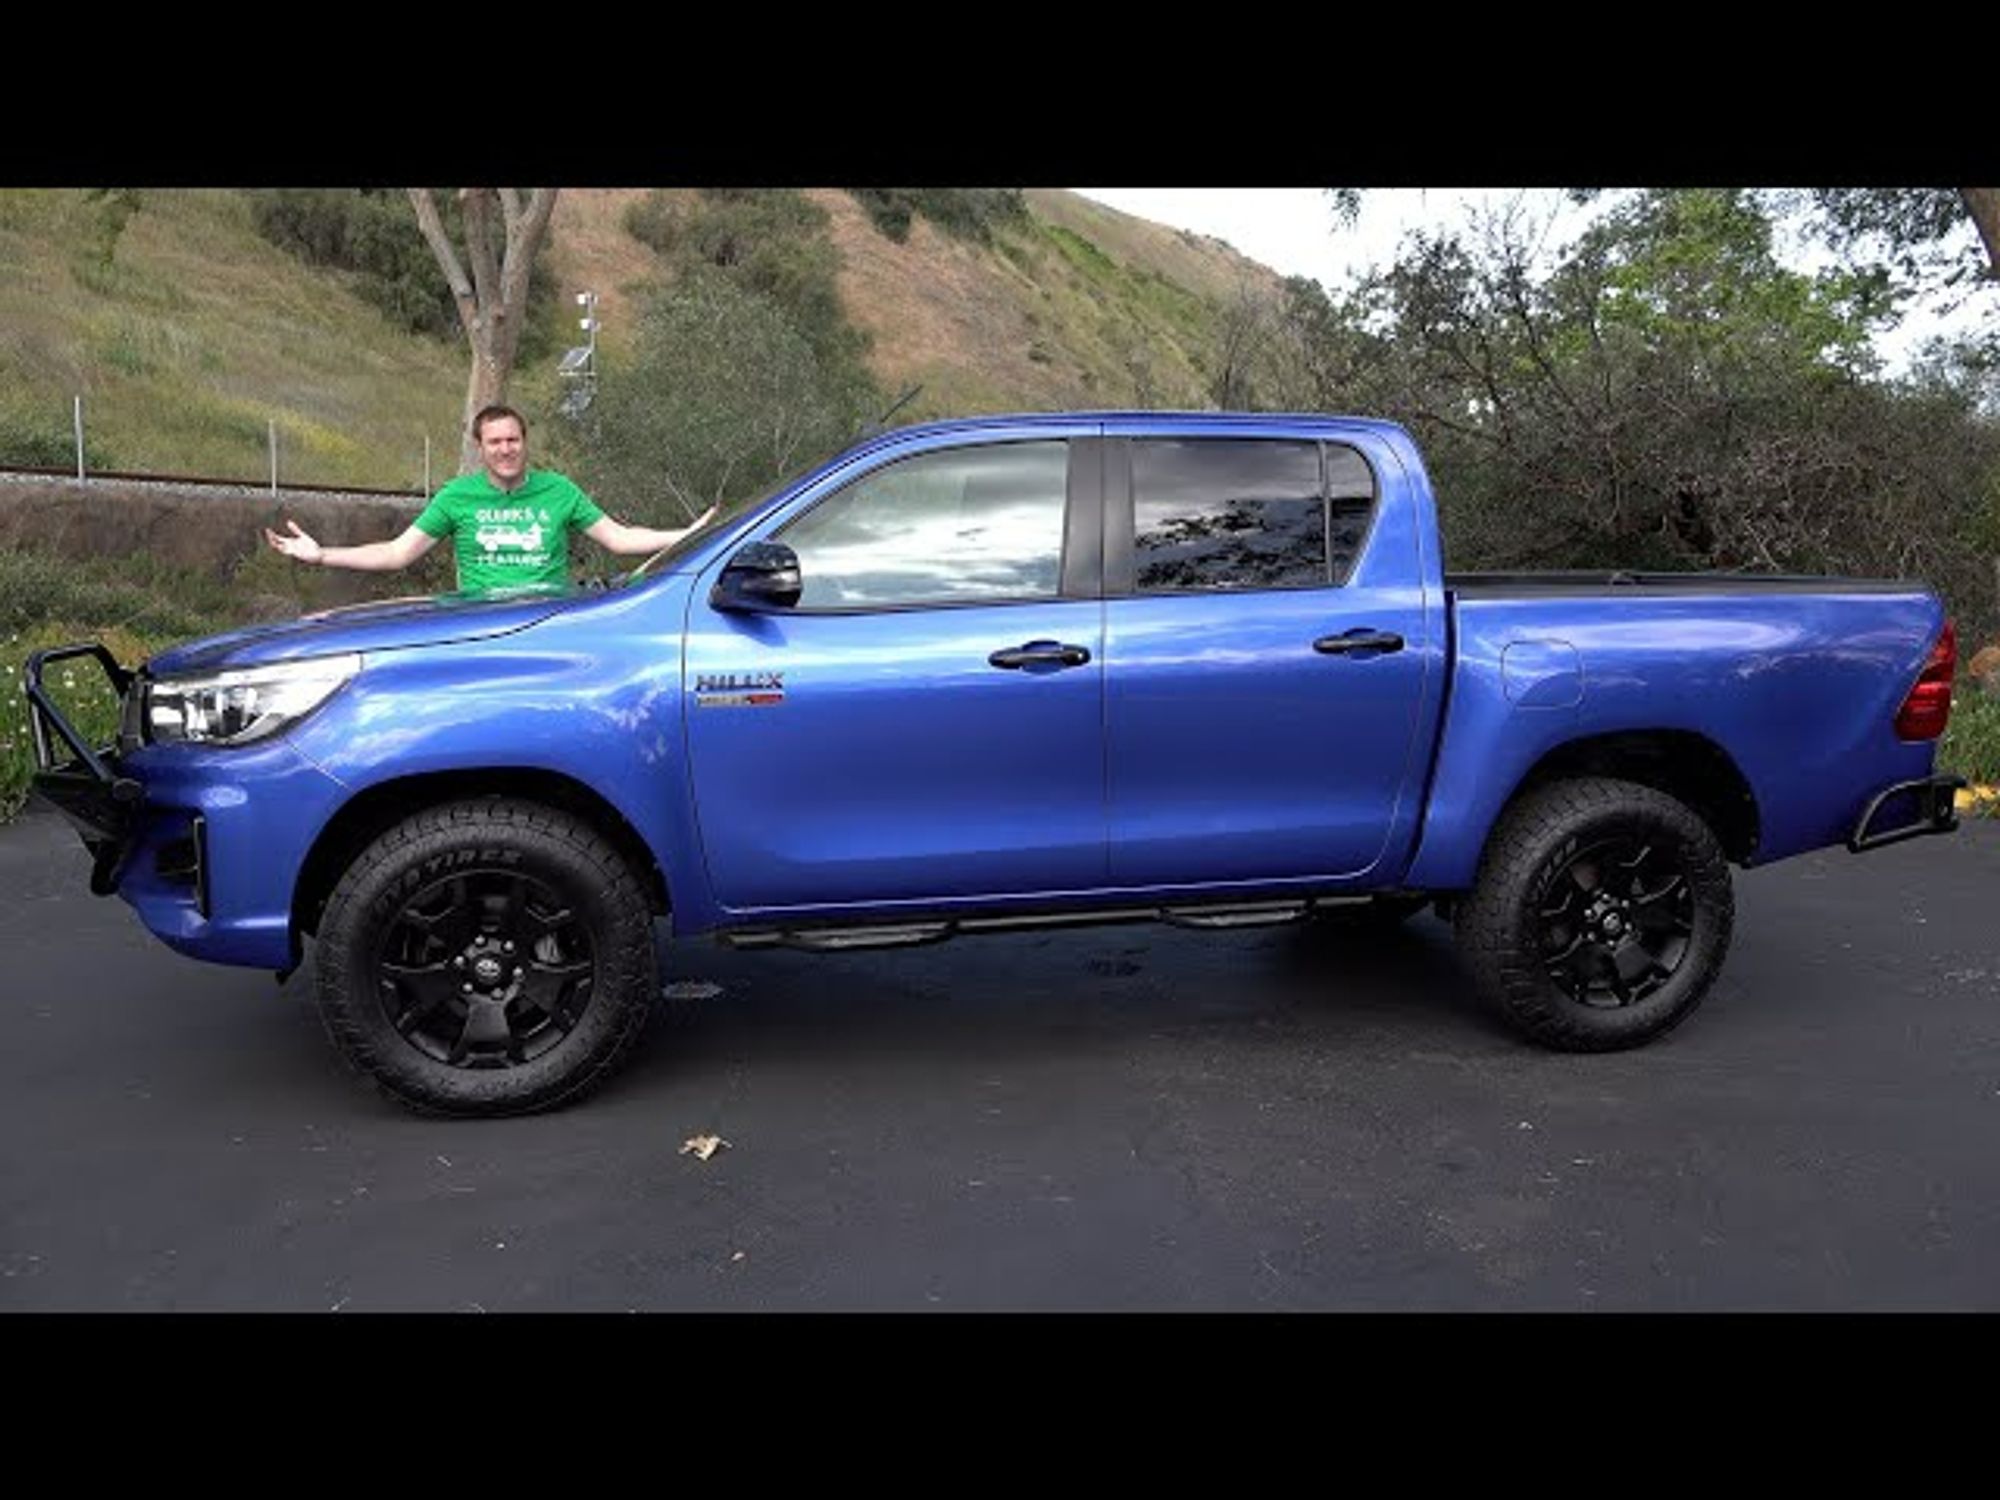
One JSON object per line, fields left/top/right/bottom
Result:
{"left": 1075, "top": 188, "right": 1570, "bottom": 291}
{"left": 1072, "top": 188, "right": 1987, "bottom": 376}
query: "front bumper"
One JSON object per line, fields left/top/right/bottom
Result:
{"left": 24, "top": 644, "right": 142, "bottom": 891}
{"left": 1848, "top": 773, "right": 1965, "bottom": 853}
{"left": 25, "top": 642, "right": 343, "bottom": 969}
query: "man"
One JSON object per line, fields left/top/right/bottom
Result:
{"left": 265, "top": 404, "right": 717, "bottom": 593}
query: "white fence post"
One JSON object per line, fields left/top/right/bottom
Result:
{"left": 73, "top": 395, "right": 85, "bottom": 482}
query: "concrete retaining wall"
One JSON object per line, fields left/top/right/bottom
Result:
{"left": 0, "top": 476, "right": 433, "bottom": 607}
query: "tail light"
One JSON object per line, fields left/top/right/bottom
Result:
{"left": 1894, "top": 618, "right": 1957, "bottom": 741}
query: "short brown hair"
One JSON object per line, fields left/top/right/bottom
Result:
{"left": 472, "top": 404, "right": 527, "bottom": 441}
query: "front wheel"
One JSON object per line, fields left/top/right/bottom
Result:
{"left": 1455, "top": 778, "right": 1734, "bottom": 1052}
{"left": 313, "top": 798, "right": 660, "bottom": 1116}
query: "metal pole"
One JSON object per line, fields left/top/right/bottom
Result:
{"left": 269, "top": 419, "right": 277, "bottom": 496}
{"left": 73, "top": 395, "right": 84, "bottom": 481}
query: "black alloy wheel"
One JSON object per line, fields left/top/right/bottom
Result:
{"left": 1455, "top": 777, "right": 1734, "bottom": 1052}
{"left": 315, "top": 798, "right": 659, "bottom": 1116}
{"left": 375, "top": 868, "right": 598, "bottom": 1070}
{"left": 1532, "top": 834, "right": 1694, "bottom": 1009}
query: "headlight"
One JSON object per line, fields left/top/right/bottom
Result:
{"left": 146, "top": 653, "right": 362, "bottom": 747}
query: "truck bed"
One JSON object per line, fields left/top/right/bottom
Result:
{"left": 1400, "top": 576, "right": 1948, "bottom": 889}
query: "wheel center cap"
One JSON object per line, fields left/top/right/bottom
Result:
{"left": 473, "top": 955, "right": 506, "bottom": 984}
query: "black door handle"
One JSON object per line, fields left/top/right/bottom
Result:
{"left": 1313, "top": 630, "right": 1405, "bottom": 656}
{"left": 989, "top": 641, "right": 1092, "bottom": 670}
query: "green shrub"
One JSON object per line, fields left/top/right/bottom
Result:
{"left": 0, "top": 547, "right": 236, "bottom": 639}
{"left": 0, "top": 613, "right": 203, "bottom": 820}
{"left": 851, "top": 189, "right": 915, "bottom": 241}
{"left": 0, "top": 407, "right": 112, "bottom": 469}
{"left": 851, "top": 189, "right": 1027, "bottom": 245}
{"left": 251, "top": 189, "right": 458, "bottom": 337}
{"left": 563, "top": 269, "right": 875, "bottom": 529}
{"left": 1940, "top": 682, "right": 2000, "bottom": 816}
{"left": 622, "top": 191, "right": 681, "bottom": 254}
{"left": 913, "top": 189, "right": 1028, "bottom": 243}
{"left": 621, "top": 189, "right": 872, "bottom": 380}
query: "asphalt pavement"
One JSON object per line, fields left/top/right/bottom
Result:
{"left": 3, "top": 806, "right": 1996, "bottom": 1311}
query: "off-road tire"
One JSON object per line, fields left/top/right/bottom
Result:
{"left": 1455, "top": 777, "right": 1733, "bottom": 1052}
{"left": 314, "top": 797, "right": 659, "bottom": 1116}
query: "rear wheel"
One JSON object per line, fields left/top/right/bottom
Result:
{"left": 1455, "top": 778, "right": 1733, "bottom": 1051}
{"left": 314, "top": 798, "right": 659, "bottom": 1116}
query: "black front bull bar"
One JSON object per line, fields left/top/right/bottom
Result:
{"left": 1848, "top": 773, "right": 1966, "bottom": 854}
{"left": 23, "top": 643, "right": 143, "bottom": 894}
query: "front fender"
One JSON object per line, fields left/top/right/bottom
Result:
{"left": 285, "top": 583, "right": 714, "bottom": 927}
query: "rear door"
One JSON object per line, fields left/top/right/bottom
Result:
{"left": 1102, "top": 430, "right": 1435, "bottom": 886}
{"left": 684, "top": 432, "right": 1108, "bottom": 912}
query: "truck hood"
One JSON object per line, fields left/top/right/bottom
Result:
{"left": 144, "top": 585, "right": 587, "bottom": 678}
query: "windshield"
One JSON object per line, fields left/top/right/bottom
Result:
{"left": 612, "top": 457, "right": 835, "bottom": 589}
{"left": 614, "top": 509, "right": 726, "bottom": 587}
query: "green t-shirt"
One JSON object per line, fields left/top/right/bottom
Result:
{"left": 413, "top": 469, "right": 606, "bottom": 594}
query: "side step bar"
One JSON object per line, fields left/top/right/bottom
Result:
{"left": 722, "top": 895, "right": 1412, "bottom": 952}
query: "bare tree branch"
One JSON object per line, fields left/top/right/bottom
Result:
{"left": 462, "top": 189, "right": 501, "bottom": 313}
{"left": 407, "top": 189, "right": 475, "bottom": 320}
{"left": 498, "top": 190, "right": 557, "bottom": 319}
{"left": 407, "top": 187, "right": 564, "bottom": 471}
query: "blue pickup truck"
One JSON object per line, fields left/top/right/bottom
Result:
{"left": 27, "top": 412, "right": 1966, "bottom": 1116}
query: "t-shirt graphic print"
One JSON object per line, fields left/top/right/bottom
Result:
{"left": 413, "top": 469, "right": 606, "bottom": 594}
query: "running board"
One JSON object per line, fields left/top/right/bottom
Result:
{"left": 722, "top": 896, "right": 1387, "bottom": 952}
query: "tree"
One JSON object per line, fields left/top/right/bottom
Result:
{"left": 407, "top": 188, "right": 559, "bottom": 472}
{"left": 81, "top": 188, "right": 142, "bottom": 270}
{"left": 1267, "top": 189, "right": 2000, "bottom": 635}
{"left": 1207, "top": 272, "right": 1281, "bottom": 409}
{"left": 1804, "top": 189, "right": 2000, "bottom": 286}
{"left": 558, "top": 269, "right": 876, "bottom": 542}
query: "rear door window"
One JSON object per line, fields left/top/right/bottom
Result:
{"left": 1131, "top": 438, "right": 1375, "bottom": 592}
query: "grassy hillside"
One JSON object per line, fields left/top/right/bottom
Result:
{"left": 0, "top": 190, "right": 466, "bottom": 489}
{"left": 0, "top": 185, "right": 1310, "bottom": 820}
{"left": 0, "top": 187, "right": 1280, "bottom": 490}
{"left": 809, "top": 188, "right": 1279, "bottom": 418}
{"left": 544, "top": 186, "right": 1283, "bottom": 421}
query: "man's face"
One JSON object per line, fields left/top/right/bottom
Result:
{"left": 478, "top": 416, "right": 528, "bottom": 487}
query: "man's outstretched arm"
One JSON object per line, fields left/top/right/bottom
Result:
{"left": 265, "top": 520, "right": 440, "bottom": 572}
{"left": 583, "top": 507, "right": 720, "bottom": 557}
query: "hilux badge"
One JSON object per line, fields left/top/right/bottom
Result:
{"left": 695, "top": 671, "right": 785, "bottom": 708}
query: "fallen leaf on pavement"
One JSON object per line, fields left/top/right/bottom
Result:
{"left": 680, "top": 1134, "right": 730, "bottom": 1161}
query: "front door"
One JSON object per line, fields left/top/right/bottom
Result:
{"left": 685, "top": 437, "right": 1107, "bottom": 912}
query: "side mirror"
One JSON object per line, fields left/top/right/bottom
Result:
{"left": 710, "top": 540, "right": 803, "bottom": 612}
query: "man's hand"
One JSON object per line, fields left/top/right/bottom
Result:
{"left": 265, "top": 519, "right": 322, "bottom": 564}
{"left": 691, "top": 503, "right": 720, "bottom": 530}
